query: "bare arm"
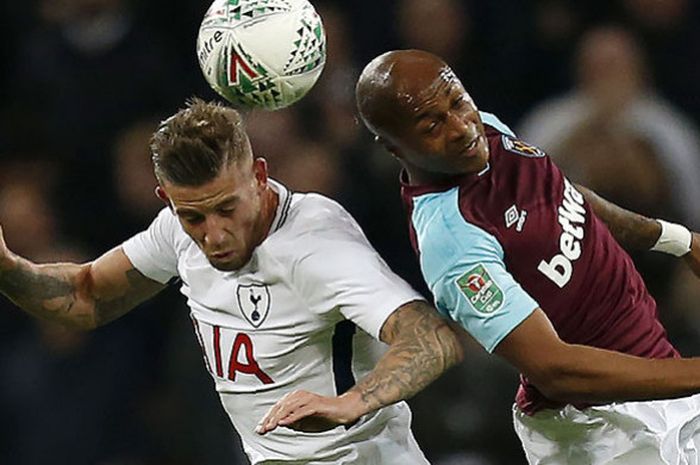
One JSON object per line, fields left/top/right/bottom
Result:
{"left": 256, "top": 300, "right": 464, "bottom": 433}
{"left": 0, "top": 225, "right": 166, "bottom": 330}
{"left": 577, "top": 183, "right": 700, "bottom": 278}
{"left": 345, "top": 299, "right": 464, "bottom": 413}
{"left": 575, "top": 183, "right": 661, "bottom": 250}
{"left": 495, "top": 308, "right": 700, "bottom": 404}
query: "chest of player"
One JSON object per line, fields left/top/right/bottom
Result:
{"left": 177, "top": 250, "right": 336, "bottom": 331}
{"left": 174, "top": 247, "right": 343, "bottom": 389}
{"left": 466, "top": 154, "right": 593, "bottom": 294}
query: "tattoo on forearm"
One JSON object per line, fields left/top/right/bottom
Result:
{"left": 3, "top": 263, "right": 74, "bottom": 301}
{"left": 0, "top": 259, "right": 81, "bottom": 320}
{"left": 577, "top": 184, "right": 659, "bottom": 250}
{"left": 350, "top": 301, "right": 462, "bottom": 411}
{"left": 599, "top": 207, "right": 657, "bottom": 250}
{"left": 0, "top": 256, "right": 161, "bottom": 330}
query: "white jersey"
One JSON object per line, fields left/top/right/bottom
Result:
{"left": 122, "top": 180, "right": 429, "bottom": 465}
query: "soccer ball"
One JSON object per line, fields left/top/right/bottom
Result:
{"left": 197, "top": 0, "right": 326, "bottom": 111}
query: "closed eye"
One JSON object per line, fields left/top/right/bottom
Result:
{"left": 181, "top": 215, "right": 204, "bottom": 225}
{"left": 218, "top": 207, "right": 235, "bottom": 217}
{"left": 423, "top": 119, "right": 442, "bottom": 135}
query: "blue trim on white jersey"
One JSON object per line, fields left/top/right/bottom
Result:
{"left": 411, "top": 188, "right": 538, "bottom": 352}
{"left": 479, "top": 111, "right": 516, "bottom": 137}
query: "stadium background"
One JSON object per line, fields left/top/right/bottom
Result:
{"left": 1, "top": 0, "right": 699, "bottom": 464}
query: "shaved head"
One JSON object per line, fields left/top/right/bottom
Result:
{"left": 356, "top": 49, "right": 455, "bottom": 140}
{"left": 355, "top": 49, "right": 489, "bottom": 181}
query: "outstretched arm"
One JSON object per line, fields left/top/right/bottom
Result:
{"left": 576, "top": 183, "right": 700, "bottom": 276}
{"left": 496, "top": 308, "right": 700, "bottom": 403}
{"left": 0, "top": 225, "right": 165, "bottom": 330}
{"left": 256, "top": 300, "right": 464, "bottom": 434}
{"left": 575, "top": 183, "right": 661, "bottom": 250}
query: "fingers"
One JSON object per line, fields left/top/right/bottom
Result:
{"left": 257, "top": 391, "right": 295, "bottom": 434}
{"left": 256, "top": 390, "right": 321, "bottom": 435}
{"left": 277, "top": 404, "right": 320, "bottom": 427}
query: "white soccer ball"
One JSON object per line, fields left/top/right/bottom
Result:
{"left": 197, "top": 0, "right": 326, "bottom": 111}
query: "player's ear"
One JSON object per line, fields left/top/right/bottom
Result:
{"left": 155, "top": 186, "right": 172, "bottom": 211}
{"left": 253, "top": 157, "right": 268, "bottom": 187}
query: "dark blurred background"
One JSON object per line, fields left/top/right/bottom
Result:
{"left": 1, "top": 0, "right": 700, "bottom": 464}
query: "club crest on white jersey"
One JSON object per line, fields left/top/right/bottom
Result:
{"left": 236, "top": 283, "right": 270, "bottom": 328}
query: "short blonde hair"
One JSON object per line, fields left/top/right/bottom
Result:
{"left": 150, "top": 98, "right": 252, "bottom": 186}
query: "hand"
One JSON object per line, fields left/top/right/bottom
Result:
{"left": 684, "top": 232, "right": 700, "bottom": 279}
{"left": 255, "top": 390, "right": 363, "bottom": 435}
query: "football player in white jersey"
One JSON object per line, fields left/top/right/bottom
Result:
{"left": 0, "top": 99, "right": 463, "bottom": 464}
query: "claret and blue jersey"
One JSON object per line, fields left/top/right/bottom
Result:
{"left": 401, "top": 113, "right": 679, "bottom": 414}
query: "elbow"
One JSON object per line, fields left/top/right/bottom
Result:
{"left": 71, "top": 318, "right": 99, "bottom": 332}
{"left": 439, "top": 325, "right": 465, "bottom": 369}
{"left": 527, "top": 362, "right": 596, "bottom": 404}
{"left": 58, "top": 312, "right": 99, "bottom": 332}
{"left": 55, "top": 293, "right": 100, "bottom": 332}
{"left": 528, "top": 374, "right": 579, "bottom": 403}
{"left": 524, "top": 346, "right": 591, "bottom": 403}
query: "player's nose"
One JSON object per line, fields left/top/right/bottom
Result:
{"left": 203, "top": 216, "right": 231, "bottom": 248}
{"left": 446, "top": 111, "right": 471, "bottom": 144}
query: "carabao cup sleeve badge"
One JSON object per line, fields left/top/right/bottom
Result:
{"left": 455, "top": 264, "right": 504, "bottom": 314}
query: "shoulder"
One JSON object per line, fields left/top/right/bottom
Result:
{"left": 122, "top": 207, "right": 187, "bottom": 283}
{"left": 411, "top": 189, "right": 504, "bottom": 286}
{"left": 285, "top": 192, "right": 365, "bottom": 240}
{"left": 479, "top": 110, "right": 549, "bottom": 160}
{"left": 480, "top": 111, "right": 516, "bottom": 137}
{"left": 149, "top": 207, "right": 193, "bottom": 253}
{"left": 265, "top": 192, "right": 372, "bottom": 267}
{"left": 154, "top": 206, "right": 179, "bottom": 228}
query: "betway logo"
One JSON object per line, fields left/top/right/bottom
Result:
{"left": 537, "top": 179, "right": 586, "bottom": 288}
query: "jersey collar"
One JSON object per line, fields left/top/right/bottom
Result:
{"left": 267, "top": 179, "right": 293, "bottom": 235}
{"left": 400, "top": 162, "right": 491, "bottom": 198}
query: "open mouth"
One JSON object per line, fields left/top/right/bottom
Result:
{"left": 462, "top": 136, "right": 480, "bottom": 156}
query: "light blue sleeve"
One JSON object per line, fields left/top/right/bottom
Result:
{"left": 413, "top": 191, "right": 538, "bottom": 353}
{"left": 480, "top": 111, "right": 516, "bottom": 137}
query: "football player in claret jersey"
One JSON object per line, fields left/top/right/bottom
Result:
{"left": 0, "top": 99, "right": 464, "bottom": 464}
{"left": 354, "top": 49, "right": 700, "bottom": 464}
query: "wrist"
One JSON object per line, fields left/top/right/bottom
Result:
{"left": 338, "top": 390, "right": 370, "bottom": 422}
{"left": 651, "top": 219, "right": 692, "bottom": 257}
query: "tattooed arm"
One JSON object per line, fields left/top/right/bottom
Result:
{"left": 256, "top": 300, "right": 464, "bottom": 434}
{"left": 0, "top": 225, "right": 165, "bottom": 330}
{"left": 574, "top": 184, "right": 661, "bottom": 250}
{"left": 346, "top": 300, "right": 463, "bottom": 413}
{"left": 575, "top": 184, "right": 700, "bottom": 278}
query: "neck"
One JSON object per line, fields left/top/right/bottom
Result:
{"left": 403, "top": 165, "right": 459, "bottom": 186}
{"left": 255, "top": 186, "right": 279, "bottom": 246}
{"left": 402, "top": 154, "right": 490, "bottom": 186}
